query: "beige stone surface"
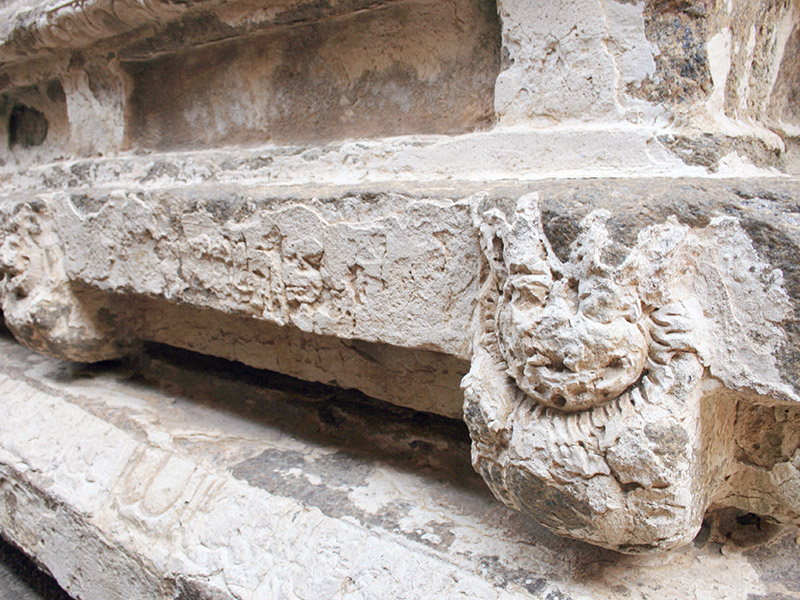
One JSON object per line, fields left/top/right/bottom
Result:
{"left": 0, "top": 334, "right": 799, "bottom": 599}
{"left": 1, "top": 0, "right": 798, "bottom": 173}
{"left": 465, "top": 192, "right": 798, "bottom": 551}
{"left": 1, "top": 0, "right": 799, "bottom": 558}
{"left": 2, "top": 177, "right": 800, "bottom": 553}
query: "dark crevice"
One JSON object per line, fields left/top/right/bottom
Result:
{"left": 618, "top": 481, "right": 645, "bottom": 494}
{"left": 0, "top": 535, "right": 73, "bottom": 600}
{"left": 126, "top": 340, "right": 479, "bottom": 484}
{"left": 8, "top": 104, "right": 48, "bottom": 149}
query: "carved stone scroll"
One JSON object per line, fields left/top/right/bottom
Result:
{"left": 463, "top": 193, "right": 800, "bottom": 552}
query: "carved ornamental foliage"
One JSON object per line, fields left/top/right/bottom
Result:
{"left": 1, "top": 190, "right": 798, "bottom": 553}
{"left": 463, "top": 193, "right": 799, "bottom": 552}
{"left": 0, "top": 199, "right": 126, "bottom": 362}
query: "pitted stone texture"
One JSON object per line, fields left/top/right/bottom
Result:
{"left": 0, "top": 198, "right": 129, "bottom": 362}
{"left": 464, "top": 191, "right": 799, "bottom": 552}
{"left": 0, "top": 336, "right": 799, "bottom": 599}
{"left": 2, "top": 178, "right": 800, "bottom": 416}
{"left": 51, "top": 191, "right": 479, "bottom": 358}
{"left": 1, "top": 179, "right": 800, "bottom": 553}
{"left": 0, "top": 189, "right": 476, "bottom": 416}
{"left": 494, "top": 0, "right": 652, "bottom": 125}
{"left": 637, "top": 0, "right": 799, "bottom": 133}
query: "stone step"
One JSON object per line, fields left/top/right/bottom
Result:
{"left": 0, "top": 333, "right": 798, "bottom": 600}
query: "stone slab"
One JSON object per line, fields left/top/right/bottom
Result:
{"left": 2, "top": 177, "right": 799, "bottom": 415}
{"left": 0, "top": 333, "right": 798, "bottom": 599}
{"left": 1, "top": 0, "right": 799, "bottom": 560}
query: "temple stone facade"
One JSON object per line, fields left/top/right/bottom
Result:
{"left": 0, "top": 0, "right": 799, "bottom": 596}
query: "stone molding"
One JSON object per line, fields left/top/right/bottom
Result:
{"left": 2, "top": 186, "right": 799, "bottom": 551}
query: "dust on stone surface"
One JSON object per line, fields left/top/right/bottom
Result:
{"left": 1, "top": 332, "right": 799, "bottom": 598}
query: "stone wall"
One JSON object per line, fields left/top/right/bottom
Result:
{"left": 0, "top": 0, "right": 799, "bottom": 563}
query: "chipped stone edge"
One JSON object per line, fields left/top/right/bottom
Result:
{"left": 0, "top": 370, "right": 529, "bottom": 600}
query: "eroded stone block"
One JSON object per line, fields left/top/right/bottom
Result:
{"left": 1, "top": 336, "right": 798, "bottom": 599}
{"left": 0, "top": 0, "right": 799, "bottom": 562}
{"left": 464, "top": 192, "right": 799, "bottom": 552}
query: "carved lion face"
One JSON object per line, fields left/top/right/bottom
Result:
{"left": 481, "top": 197, "right": 649, "bottom": 412}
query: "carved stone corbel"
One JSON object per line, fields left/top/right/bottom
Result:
{"left": 463, "top": 193, "right": 800, "bottom": 552}
{"left": 0, "top": 198, "right": 129, "bottom": 362}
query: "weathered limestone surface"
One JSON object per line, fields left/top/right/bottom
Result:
{"left": 1, "top": 0, "right": 799, "bottom": 572}
{"left": 2, "top": 0, "right": 798, "bottom": 174}
{"left": 2, "top": 177, "right": 800, "bottom": 555}
{"left": 465, "top": 188, "right": 798, "bottom": 552}
{"left": 1, "top": 335, "right": 799, "bottom": 600}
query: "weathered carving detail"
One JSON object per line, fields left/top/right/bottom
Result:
{"left": 1, "top": 188, "right": 798, "bottom": 554}
{"left": 476, "top": 199, "right": 650, "bottom": 412}
{"left": 463, "top": 193, "right": 798, "bottom": 552}
{"left": 0, "top": 0, "right": 190, "bottom": 63}
{"left": 0, "top": 192, "right": 475, "bottom": 418}
{"left": 0, "top": 198, "right": 127, "bottom": 361}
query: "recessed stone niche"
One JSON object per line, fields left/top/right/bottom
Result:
{"left": 8, "top": 104, "right": 48, "bottom": 148}
{"left": 123, "top": 0, "right": 501, "bottom": 151}
{"left": 0, "top": 79, "right": 69, "bottom": 164}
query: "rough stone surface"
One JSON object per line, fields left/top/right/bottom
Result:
{"left": 0, "top": 536, "right": 72, "bottom": 600}
{"left": 1, "top": 0, "right": 799, "bottom": 563}
{"left": 1, "top": 0, "right": 797, "bottom": 173}
{"left": 124, "top": 0, "right": 500, "bottom": 150}
{"left": 0, "top": 334, "right": 799, "bottom": 599}
{"left": 2, "top": 177, "right": 800, "bottom": 553}
{"left": 464, "top": 191, "right": 797, "bottom": 552}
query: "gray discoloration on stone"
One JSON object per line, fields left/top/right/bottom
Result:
{"left": 464, "top": 190, "right": 799, "bottom": 552}
{"left": 0, "top": 335, "right": 799, "bottom": 598}
{"left": 175, "top": 577, "right": 235, "bottom": 600}
{"left": 638, "top": 0, "right": 714, "bottom": 107}
{"left": 658, "top": 134, "right": 784, "bottom": 172}
{"left": 0, "top": 536, "right": 72, "bottom": 600}
{"left": 744, "top": 533, "right": 800, "bottom": 589}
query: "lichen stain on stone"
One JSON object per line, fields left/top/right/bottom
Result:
{"left": 635, "top": 0, "right": 714, "bottom": 106}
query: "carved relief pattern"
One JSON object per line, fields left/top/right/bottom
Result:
{"left": 0, "top": 0, "right": 190, "bottom": 61}
{"left": 477, "top": 199, "right": 650, "bottom": 411}
{"left": 463, "top": 193, "right": 798, "bottom": 552}
{"left": 0, "top": 199, "right": 126, "bottom": 361}
{"left": 0, "top": 189, "right": 797, "bottom": 553}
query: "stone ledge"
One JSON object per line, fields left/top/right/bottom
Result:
{"left": 0, "top": 334, "right": 798, "bottom": 599}
{"left": 2, "top": 176, "right": 799, "bottom": 551}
